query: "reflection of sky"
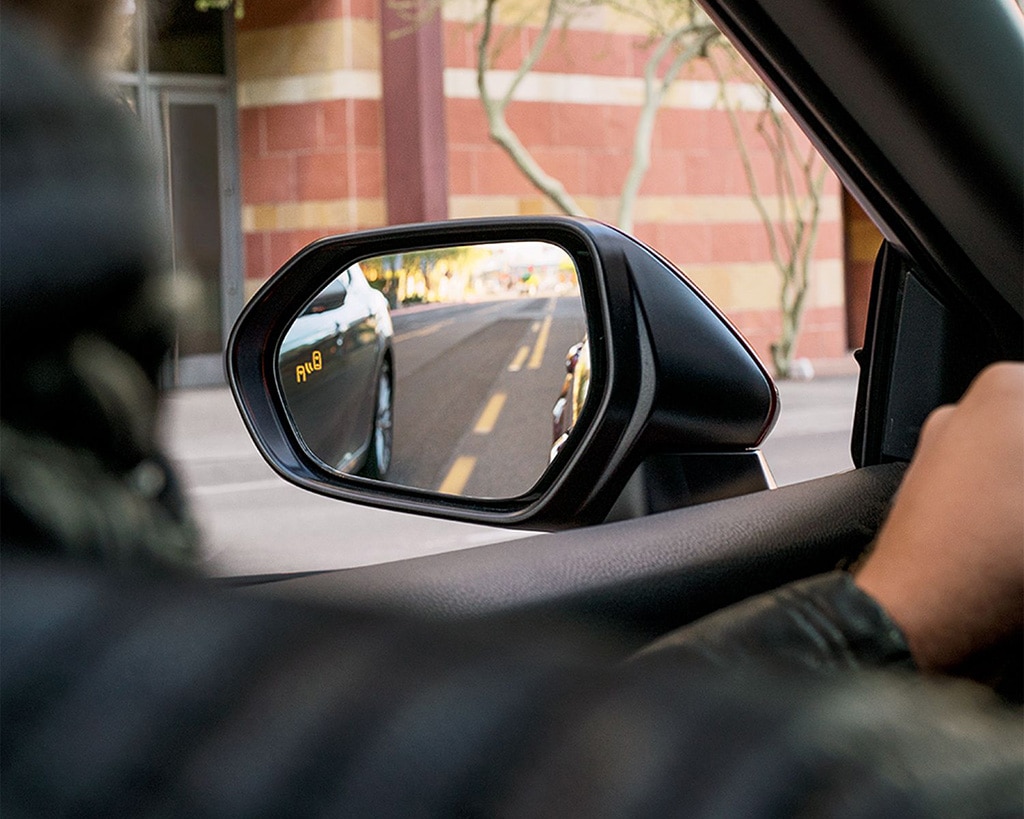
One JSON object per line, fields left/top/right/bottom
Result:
{"left": 475, "top": 241, "right": 572, "bottom": 273}
{"left": 369, "top": 242, "right": 573, "bottom": 277}
{"left": 366, "top": 242, "right": 579, "bottom": 300}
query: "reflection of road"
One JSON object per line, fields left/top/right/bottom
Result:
{"left": 388, "top": 296, "right": 586, "bottom": 497}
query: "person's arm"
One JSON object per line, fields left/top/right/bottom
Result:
{"left": 854, "top": 362, "right": 1024, "bottom": 672}
{"left": 639, "top": 363, "right": 1024, "bottom": 676}
{"left": 634, "top": 570, "right": 916, "bottom": 672}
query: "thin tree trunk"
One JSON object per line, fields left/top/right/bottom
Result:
{"left": 710, "top": 49, "right": 826, "bottom": 378}
{"left": 618, "top": 24, "right": 718, "bottom": 231}
{"left": 477, "top": 0, "right": 585, "bottom": 216}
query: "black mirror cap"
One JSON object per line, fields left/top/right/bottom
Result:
{"left": 227, "top": 216, "right": 777, "bottom": 530}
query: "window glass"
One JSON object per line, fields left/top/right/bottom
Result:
{"left": 165, "top": 101, "right": 224, "bottom": 357}
{"left": 148, "top": 0, "right": 225, "bottom": 75}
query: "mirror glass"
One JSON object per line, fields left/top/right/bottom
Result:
{"left": 278, "top": 241, "right": 590, "bottom": 498}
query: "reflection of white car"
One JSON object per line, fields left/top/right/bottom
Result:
{"left": 279, "top": 264, "right": 394, "bottom": 478}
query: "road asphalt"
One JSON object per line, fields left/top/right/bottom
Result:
{"left": 160, "top": 370, "right": 861, "bottom": 577}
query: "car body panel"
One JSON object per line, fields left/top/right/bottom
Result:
{"left": 551, "top": 337, "right": 590, "bottom": 462}
{"left": 278, "top": 264, "right": 394, "bottom": 476}
{"left": 703, "top": 0, "right": 1022, "bottom": 320}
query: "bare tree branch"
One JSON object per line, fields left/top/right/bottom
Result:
{"left": 475, "top": 0, "right": 712, "bottom": 224}
{"left": 500, "top": 0, "right": 558, "bottom": 107}
{"left": 477, "top": 0, "right": 585, "bottom": 216}
{"left": 710, "top": 54, "right": 785, "bottom": 272}
{"left": 710, "top": 46, "right": 827, "bottom": 377}
{"left": 618, "top": 21, "right": 719, "bottom": 231}
{"left": 468, "top": 0, "right": 829, "bottom": 377}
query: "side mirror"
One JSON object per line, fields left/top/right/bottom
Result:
{"left": 228, "top": 217, "right": 778, "bottom": 530}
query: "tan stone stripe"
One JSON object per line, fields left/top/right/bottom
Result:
{"left": 242, "top": 199, "right": 386, "bottom": 232}
{"left": 445, "top": 0, "right": 677, "bottom": 34}
{"left": 242, "top": 257, "right": 843, "bottom": 312}
{"left": 444, "top": 68, "right": 771, "bottom": 111}
{"left": 448, "top": 194, "right": 841, "bottom": 224}
{"left": 243, "top": 278, "right": 264, "bottom": 302}
{"left": 237, "top": 69, "right": 769, "bottom": 110}
{"left": 682, "top": 260, "right": 845, "bottom": 311}
{"left": 237, "top": 19, "right": 380, "bottom": 81}
{"left": 238, "top": 70, "right": 381, "bottom": 108}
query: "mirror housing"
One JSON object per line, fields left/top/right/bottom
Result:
{"left": 228, "top": 217, "right": 778, "bottom": 529}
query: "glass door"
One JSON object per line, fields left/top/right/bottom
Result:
{"left": 158, "top": 87, "right": 241, "bottom": 385}
{"left": 108, "top": 0, "right": 242, "bottom": 387}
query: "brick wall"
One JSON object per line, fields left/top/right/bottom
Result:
{"left": 236, "top": 1, "right": 852, "bottom": 363}
{"left": 236, "top": 0, "right": 384, "bottom": 293}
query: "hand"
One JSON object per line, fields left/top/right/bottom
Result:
{"left": 855, "top": 362, "right": 1024, "bottom": 672}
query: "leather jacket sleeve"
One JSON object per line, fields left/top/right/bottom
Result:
{"left": 635, "top": 570, "right": 917, "bottom": 673}
{"left": 2, "top": 555, "right": 1018, "bottom": 818}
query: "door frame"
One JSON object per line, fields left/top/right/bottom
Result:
{"left": 107, "top": 5, "right": 243, "bottom": 387}
{"left": 152, "top": 82, "right": 243, "bottom": 386}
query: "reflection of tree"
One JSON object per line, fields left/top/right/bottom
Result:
{"left": 361, "top": 246, "right": 489, "bottom": 305}
{"left": 360, "top": 243, "right": 579, "bottom": 306}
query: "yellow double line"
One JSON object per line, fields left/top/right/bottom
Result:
{"left": 507, "top": 315, "right": 552, "bottom": 373}
{"left": 438, "top": 455, "right": 476, "bottom": 495}
{"left": 439, "top": 303, "right": 556, "bottom": 495}
{"left": 437, "top": 393, "right": 508, "bottom": 494}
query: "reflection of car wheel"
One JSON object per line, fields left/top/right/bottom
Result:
{"left": 361, "top": 356, "right": 393, "bottom": 479}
